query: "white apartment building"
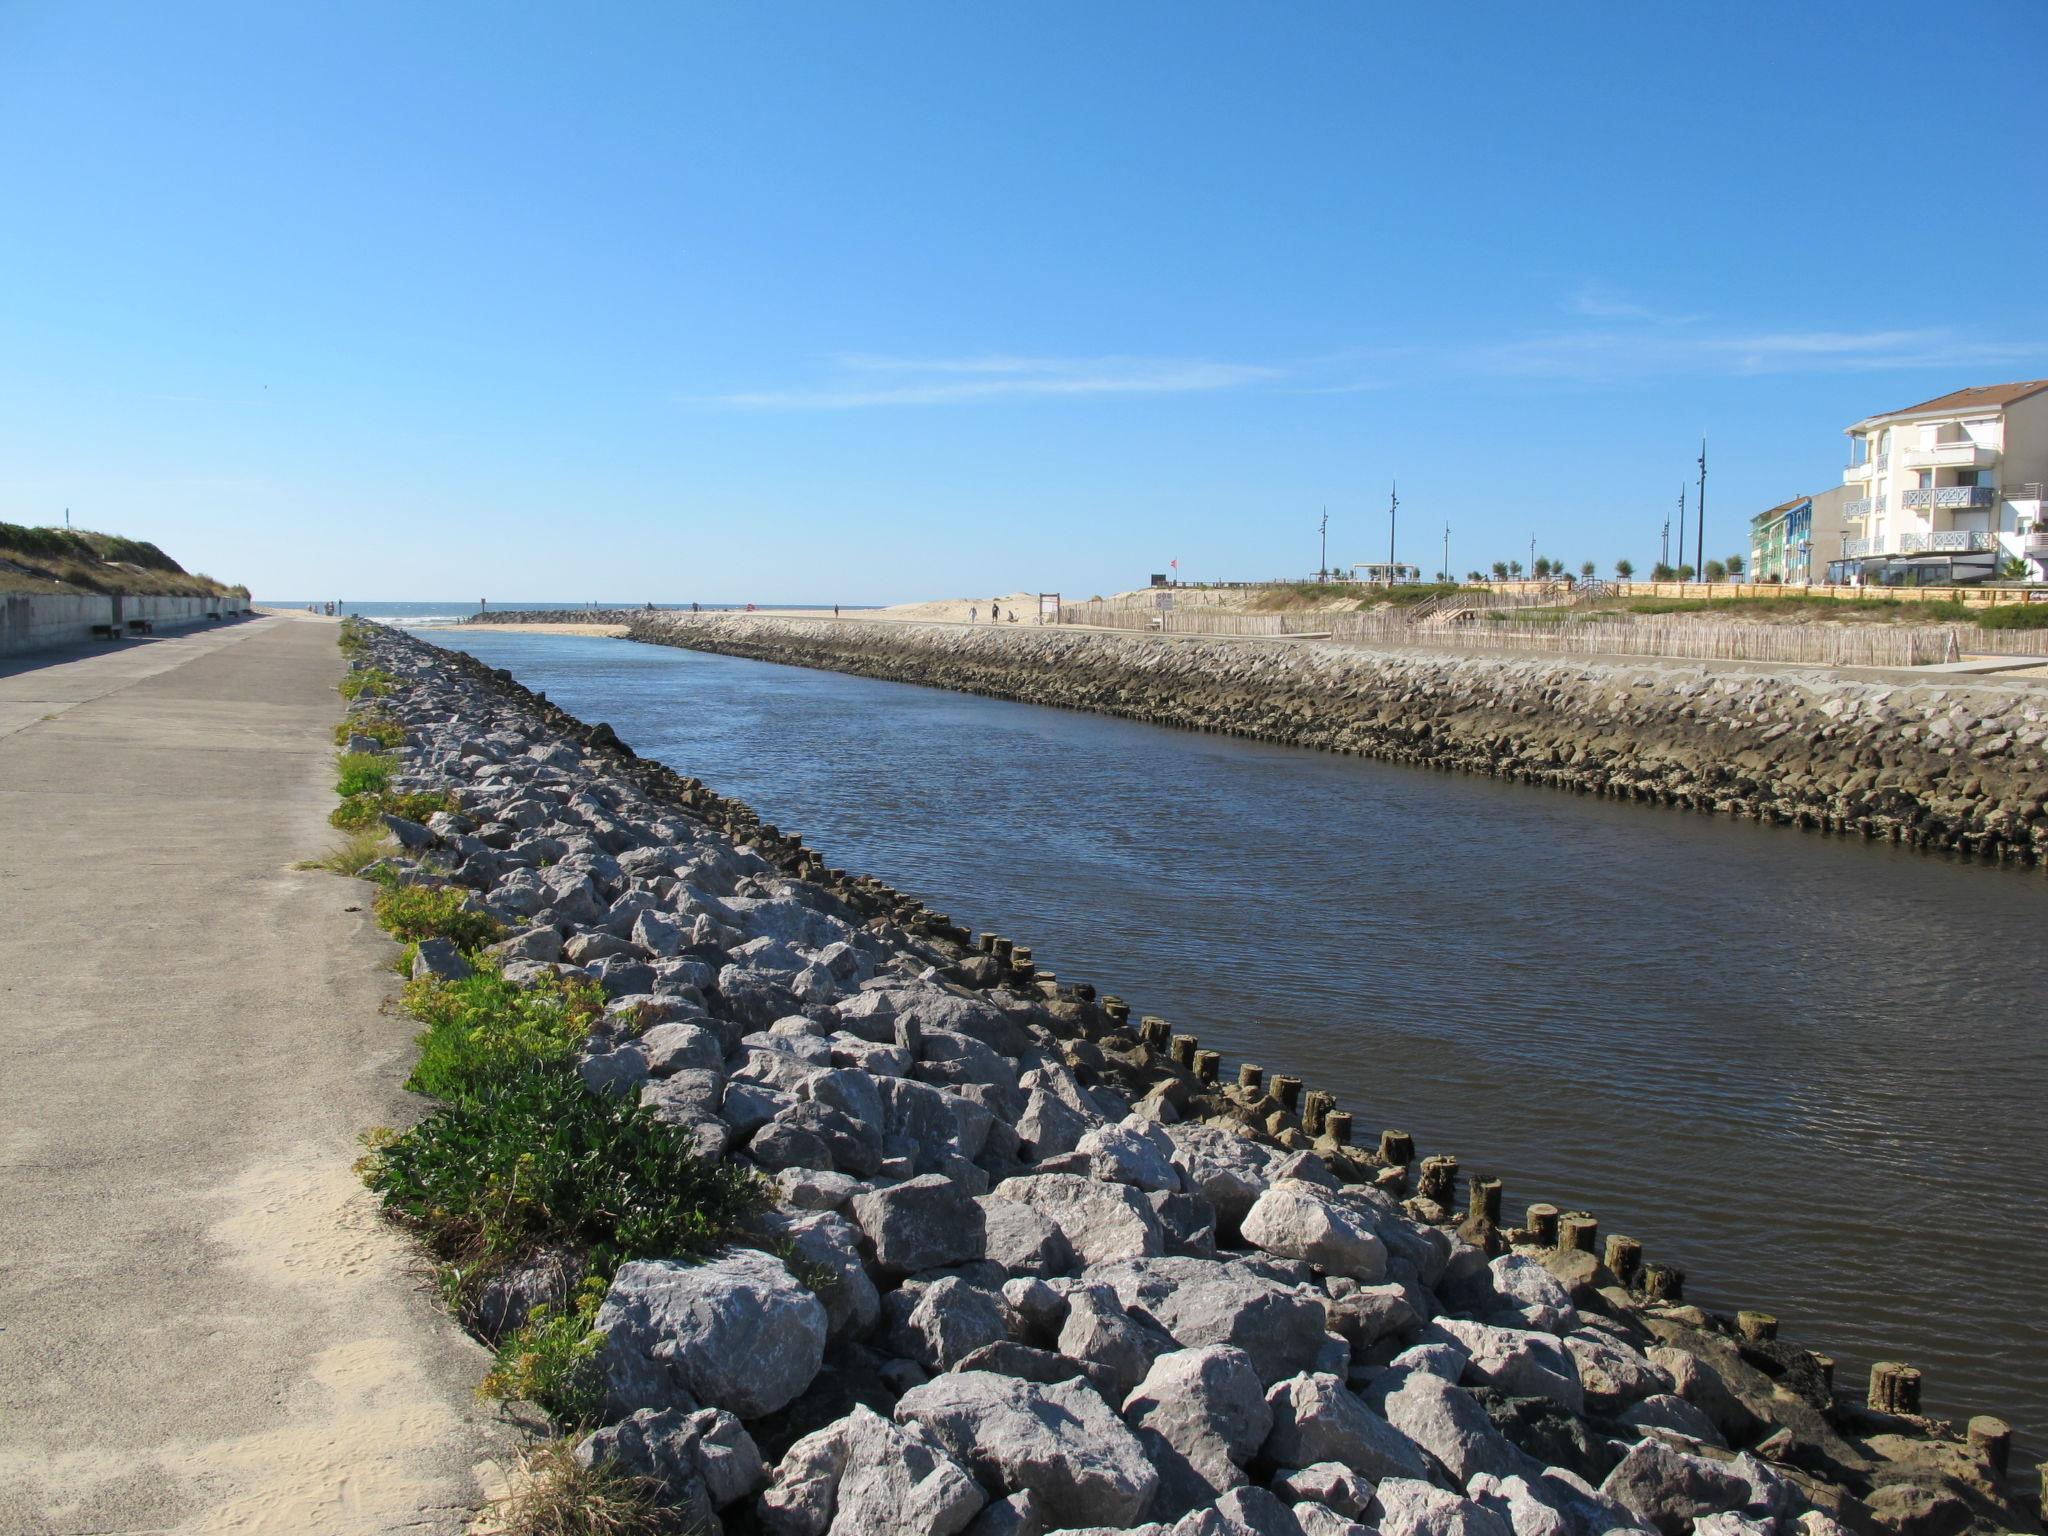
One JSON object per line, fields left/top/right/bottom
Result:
{"left": 1841, "top": 380, "right": 2048, "bottom": 577}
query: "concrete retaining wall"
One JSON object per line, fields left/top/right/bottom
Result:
{"left": 0, "top": 593, "right": 250, "bottom": 657}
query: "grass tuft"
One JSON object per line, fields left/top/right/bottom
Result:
{"left": 1976, "top": 602, "right": 2048, "bottom": 631}
{"left": 482, "top": 1439, "right": 678, "bottom": 1536}
{"left": 298, "top": 828, "right": 394, "bottom": 876}
{"left": 338, "top": 667, "right": 397, "bottom": 700}
{"left": 334, "top": 714, "right": 405, "bottom": 748}
{"left": 330, "top": 787, "right": 456, "bottom": 830}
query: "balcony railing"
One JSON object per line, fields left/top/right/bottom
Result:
{"left": 1901, "top": 485, "right": 1996, "bottom": 510}
{"left": 1838, "top": 530, "right": 1996, "bottom": 558}
{"left": 1843, "top": 454, "right": 1887, "bottom": 480}
{"left": 1901, "top": 441, "right": 1998, "bottom": 470}
{"left": 1842, "top": 497, "right": 1874, "bottom": 519}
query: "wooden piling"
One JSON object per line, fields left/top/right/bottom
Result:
{"left": 1642, "top": 1263, "right": 1685, "bottom": 1302}
{"left": 1170, "top": 1034, "right": 1198, "bottom": 1069}
{"left": 1604, "top": 1234, "right": 1642, "bottom": 1285}
{"left": 1237, "top": 1063, "right": 1264, "bottom": 1092}
{"left": 1559, "top": 1213, "right": 1598, "bottom": 1254}
{"left": 1524, "top": 1203, "right": 1560, "bottom": 1246}
{"left": 1272, "top": 1075, "right": 1302, "bottom": 1111}
{"left": 1967, "top": 1416, "right": 2011, "bottom": 1477}
{"left": 1378, "top": 1129, "right": 1414, "bottom": 1166}
{"left": 1468, "top": 1175, "right": 1503, "bottom": 1225}
{"left": 1416, "top": 1155, "right": 1458, "bottom": 1207}
{"left": 1193, "top": 1049, "right": 1221, "bottom": 1084}
{"left": 1324, "top": 1110, "right": 1353, "bottom": 1146}
{"left": 1868, "top": 1362, "right": 1922, "bottom": 1416}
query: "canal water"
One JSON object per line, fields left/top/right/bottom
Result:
{"left": 413, "top": 625, "right": 2048, "bottom": 1453}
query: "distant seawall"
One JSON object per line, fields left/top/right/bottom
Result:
{"left": 463, "top": 608, "right": 645, "bottom": 626}
{"left": 1, "top": 593, "right": 248, "bottom": 657}
{"left": 627, "top": 614, "right": 2048, "bottom": 865}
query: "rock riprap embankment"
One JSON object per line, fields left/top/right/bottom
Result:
{"left": 626, "top": 614, "right": 2048, "bottom": 865}
{"left": 345, "top": 622, "right": 2038, "bottom": 1536}
{"left": 465, "top": 607, "right": 647, "bottom": 625}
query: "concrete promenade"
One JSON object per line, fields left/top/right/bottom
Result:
{"left": 0, "top": 616, "right": 512, "bottom": 1533}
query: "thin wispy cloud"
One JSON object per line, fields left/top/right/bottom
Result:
{"left": 713, "top": 353, "right": 1280, "bottom": 409}
{"left": 1470, "top": 324, "right": 2043, "bottom": 382}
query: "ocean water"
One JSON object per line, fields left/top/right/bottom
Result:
{"left": 259, "top": 600, "right": 870, "bottom": 625}
{"left": 412, "top": 623, "right": 2048, "bottom": 1457}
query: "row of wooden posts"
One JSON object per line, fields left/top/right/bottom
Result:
{"left": 961, "top": 926, "right": 2021, "bottom": 1487}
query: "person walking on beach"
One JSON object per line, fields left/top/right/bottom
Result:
{"left": 990, "top": 601, "right": 1000, "bottom": 624}
{"left": 834, "top": 604, "right": 840, "bottom": 618}
{"left": 969, "top": 605, "right": 977, "bottom": 624}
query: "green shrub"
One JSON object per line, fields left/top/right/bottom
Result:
{"left": 330, "top": 787, "right": 456, "bottom": 830}
{"left": 479, "top": 1280, "right": 610, "bottom": 1425}
{"left": 1977, "top": 602, "right": 2048, "bottom": 631}
{"left": 403, "top": 969, "right": 603, "bottom": 1102}
{"left": 338, "top": 667, "right": 396, "bottom": 700}
{"left": 371, "top": 884, "right": 504, "bottom": 949}
{"left": 335, "top": 750, "right": 395, "bottom": 796}
{"left": 358, "top": 1062, "right": 763, "bottom": 1299}
{"left": 334, "top": 715, "right": 404, "bottom": 748}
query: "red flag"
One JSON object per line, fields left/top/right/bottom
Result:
{"left": 1170, "top": 558, "right": 1178, "bottom": 569}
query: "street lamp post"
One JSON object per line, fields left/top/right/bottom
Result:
{"left": 1387, "top": 483, "right": 1398, "bottom": 574}
{"left": 1696, "top": 440, "right": 1708, "bottom": 584}
{"left": 1319, "top": 509, "right": 1328, "bottom": 582}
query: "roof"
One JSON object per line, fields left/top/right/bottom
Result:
{"left": 1850, "top": 379, "right": 2048, "bottom": 430}
{"left": 1749, "top": 494, "right": 1812, "bottom": 527}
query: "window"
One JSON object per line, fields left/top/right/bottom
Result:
{"left": 1916, "top": 470, "right": 1934, "bottom": 489}
{"left": 1955, "top": 470, "right": 1981, "bottom": 487}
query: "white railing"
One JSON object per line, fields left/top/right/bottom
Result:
{"left": 1842, "top": 537, "right": 1874, "bottom": 557}
{"left": 1843, "top": 498, "right": 1874, "bottom": 519}
{"left": 1902, "top": 486, "right": 1997, "bottom": 510}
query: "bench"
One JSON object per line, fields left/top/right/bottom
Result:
{"left": 126, "top": 618, "right": 154, "bottom": 635}
{"left": 90, "top": 624, "right": 121, "bottom": 641}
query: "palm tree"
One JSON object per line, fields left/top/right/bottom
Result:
{"left": 1703, "top": 559, "right": 1727, "bottom": 581}
{"left": 1491, "top": 561, "right": 1508, "bottom": 581}
{"left": 1615, "top": 559, "right": 1635, "bottom": 580}
{"left": 1579, "top": 561, "right": 1596, "bottom": 579}
{"left": 1508, "top": 560, "right": 1524, "bottom": 579}
{"left": 1725, "top": 553, "right": 1745, "bottom": 577}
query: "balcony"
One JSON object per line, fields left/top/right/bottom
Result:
{"left": 1843, "top": 454, "right": 1886, "bottom": 482}
{"left": 1900, "top": 440, "right": 1998, "bottom": 471}
{"left": 1839, "top": 530, "right": 1996, "bottom": 558}
{"left": 2022, "top": 532, "right": 2048, "bottom": 557}
{"left": 1842, "top": 497, "right": 1874, "bottom": 519}
{"left": 1901, "top": 485, "right": 1997, "bottom": 510}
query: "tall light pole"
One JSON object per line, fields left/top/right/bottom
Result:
{"left": 1442, "top": 522, "right": 1450, "bottom": 584}
{"left": 1676, "top": 485, "right": 1687, "bottom": 574}
{"left": 1660, "top": 509, "right": 1670, "bottom": 571}
{"left": 1696, "top": 439, "right": 1708, "bottom": 584}
{"left": 1319, "top": 509, "right": 1328, "bottom": 582}
{"left": 1387, "top": 482, "right": 1398, "bottom": 574}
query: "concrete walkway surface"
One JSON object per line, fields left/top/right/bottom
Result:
{"left": 0, "top": 615, "right": 515, "bottom": 1534}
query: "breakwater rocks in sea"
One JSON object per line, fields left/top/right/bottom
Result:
{"left": 350, "top": 620, "right": 2037, "bottom": 1536}
{"left": 628, "top": 615, "right": 2048, "bottom": 866}
{"left": 464, "top": 608, "right": 647, "bottom": 625}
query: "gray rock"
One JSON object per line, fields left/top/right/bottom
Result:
{"left": 1270, "top": 1463, "right": 1374, "bottom": 1520}
{"left": 1122, "top": 1345, "right": 1272, "bottom": 1518}
{"left": 759, "top": 1209, "right": 881, "bottom": 1344}
{"left": 1560, "top": 1332, "right": 1669, "bottom": 1413}
{"left": 905, "top": 1276, "right": 1012, "bottom": 1371}
{"left": 1263, "top": 1373, "right": 1431, "bottom": 1484}
{"left": 757, "top": 1099, "right": 885, "bottom": 1177}
{"left": 1370, "top": 1478, "right": 1514, "bottom": 1536}
{"left": 978, "top": 1195, "right": 1076, "bottom": 1276}
{"left": 1466, "top": 1473, "right": 1570, "bottom": 1536}
{"left": 1149, "top": 1190, "right": 1221, "bottom": 1259}
{"left": 637, "top": 1020, "right": 724, "bottom": 1076}
{"left": 964, "top": 1489, "right": 1047, "bottom": 1536}
{"left": 1241, "top": 1182, "right": 1388, "bottom": 1282}
{"left": 1090, "top": 1257, "right": 1332, "bottom": 1387}
{"left": 1171, "top": 1486, "right": 1310, "bottom": 1536}
{"left": 1001, "top": 1277, "right": 1070, "bottom": 1344}
{"left": 880, "top": 1074, "right": 996, "bottom": 1164}
{"left": 1073, "top": 1122, "right": 1181, "bottom": 1192}
{"left": 1434, "top": 1320, "right": 1584, "bottom": 1414}
{"left": 1365, "top": 1368, "right": 1532, "bottom": 1486}
{"left": 1487, "top": 1256, "right": 1578, "bottom": 1333}
{"left": 985, "top": 1173, "right": 1164, "bottom": 1267}
{"left": 1057, "top": 1283, "right": 1168, "bottom": 1404}
{"left": 759, "top": 1404, "right": 986, "bottom": 1536}
{"left": 576, "top": 1405, "right": 762, "bottom": 1528}
{"left": 1598, "top": 1440, "right": 1768, "bottom": 1536}
{"left": 1014, "top": 1086, "right": 1098, "bottom": 1157}
{"left": 850, "top": 1174, "right": 986, "bottom": 1278}
{"left": 1291, "top": 1504, "right": 1376, "bottom": 1536}
{"left": 894, "top": 1371, "right": 1160, "bottom": 1531}
{"left": 598, "top": 1249, "right": 827, "bottom": 1419}
{"left": 806, "top": 1065, "right": 887, "bottom": 1128}
{"left": 410, "top": 936, "right": 473, "bottom": 982}
{"left": 1616, "top": 1393, "right": 1724, "bottom": 1448}
{"left": 776, "top": 1166, "right": 864, "bottom": 1212}
{"left": 1166, "top": 1123, "right": 1280, "bottom": 1226}
{"left": 953, "top": 1341, "right": 1084, "bottom": 1386}
{"left": 488, "top": 923, "right": 563, "bottom": 964}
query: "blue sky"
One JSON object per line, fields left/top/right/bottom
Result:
{"left": 2, "top": 2, "right": 2043, "bottom": 602}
